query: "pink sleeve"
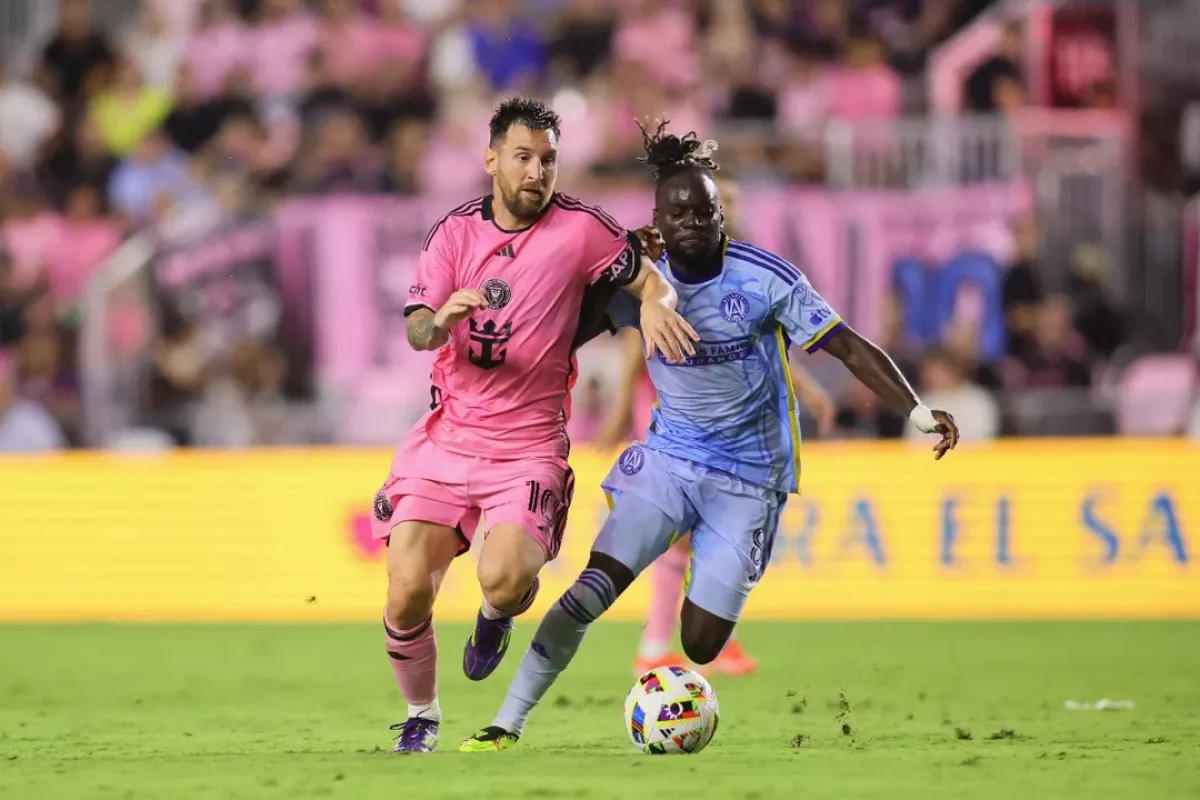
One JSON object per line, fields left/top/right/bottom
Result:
{"left": 404, "top": 218, "right": 457, "bottom": 316}
{"left": 575, "top": 205, "right": 642, "bottom": 287}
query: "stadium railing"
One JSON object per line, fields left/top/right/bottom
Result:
{"left": 78, "top": 113, "right": 1177, "bottom": 448}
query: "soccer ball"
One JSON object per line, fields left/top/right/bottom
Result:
{"left": 623, "top": 666, "right": 720, "bottom": 754}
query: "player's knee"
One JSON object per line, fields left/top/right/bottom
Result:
{"left": 681, "top": 627, "right": 727, "bottom": 665}
{"left": 680, "top": 603, "right": 734, "bottom": 665}
{"left": 385, "top": 573, "right": 436, "bottom": 630}
{"left": 477, "top": 558, "right": 534, "bottom": 613}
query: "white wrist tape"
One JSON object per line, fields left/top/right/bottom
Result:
{"left": 909, "top": 404, "right": 939, "bottom": 434}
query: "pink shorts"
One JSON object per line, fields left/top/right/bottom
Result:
{"left": 370, "top": 425, "right": 575, "bottom": 560}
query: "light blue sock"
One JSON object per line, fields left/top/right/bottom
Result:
{"left": 492, "top": 568, "right": 617, "bottom": 734}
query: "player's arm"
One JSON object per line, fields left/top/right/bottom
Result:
{"left": 592, "top": 224, "right": 697, "bottom": 362}
{"left": 772, "top": 266, "right": 959, "bottom": 458}
{"left": 405, "top": 308, "right": 448, "bottom": 351}
{"left": 403, "top": 217, "right": 484, "bottom": 352}
{"left": 823, "top": 327, "right": 959, "bottom": 458}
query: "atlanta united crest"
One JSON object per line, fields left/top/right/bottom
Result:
{"left": 720, "top": 292, "right": 750, "bottom": 323}
{"left": 482, "top": 278, "right": 511, "bottom": 310}
{"left": 618, "top": 444, "right": 645, "bottom": 476}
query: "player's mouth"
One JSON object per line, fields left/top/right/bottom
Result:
{"left": 521, "top": 188, "right": 544, "bottom": 200}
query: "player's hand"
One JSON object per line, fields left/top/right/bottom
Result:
{"left": 931, "top": 410, "right": 959, "bottom": 460}
{"left": 433, "top": 289, "right": 486, "bottom": 329}
{"left": 633, "top": 225, "right": 664, "bottom": 262}
{"left": 640, "top": 298, "right": 698, "bottom": 364}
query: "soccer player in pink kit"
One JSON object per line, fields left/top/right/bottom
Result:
{"left": 372, "top": 98, "right": 698, "bottom": 754}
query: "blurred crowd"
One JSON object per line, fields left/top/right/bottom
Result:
{"left": 0, "top": 0, "right": 1192, "bottom": 452}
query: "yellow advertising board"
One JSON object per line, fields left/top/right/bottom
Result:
{"left": 0, "top": 440, "right": 1196, "bottom": 622}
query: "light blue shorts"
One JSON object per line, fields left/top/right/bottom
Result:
{"left": 594, "top": 443, "right": 787, "bottom": 622}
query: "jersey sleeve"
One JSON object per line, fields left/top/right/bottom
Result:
{"left": 771, "top": 267, "right": 846, "bottom": 353}
{"left": 577, "top": 206, "right": 642, "bottom": 287}
{"left": 568, "top": 271, "right": 643, "bottom": 351}
{"left": 403, "top": 218, "right": 457, "bottom": 317}
{"left": 606, "top": 289, "right": 642, "bottom": 329}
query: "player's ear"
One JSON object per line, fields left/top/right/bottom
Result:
{"left": 484, "top": 146, "right": 498, "bottom": 177}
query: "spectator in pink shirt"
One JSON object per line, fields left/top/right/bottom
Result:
{"left": 826, "top": 34, "right": 902, "bottom": 121}
{"left": 183, "top": 0, "right": 249, "bottom": 101}
{"left": 42, "top": 184, "right": 122, "bottom": 313}
{"left": 613, "top": 0, "right": 699, "bottom": 89}
{"left": 318, "top": 0, "right": 381, "bottom": 89}
{"left": 245, "top": 0, "right": 319, "bottom": 99}
{"left": 375, "top": 0, "right": 428, "bottom": 74}
{"left": 0, "top": 196, "right": 60, "bottom": 290}
{"left": 778, "top": 45, "right": 831, "bottom": 137}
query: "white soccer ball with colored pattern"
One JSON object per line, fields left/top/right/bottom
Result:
{"left": 623, "top": 666, "right": 720, "bottom": 754}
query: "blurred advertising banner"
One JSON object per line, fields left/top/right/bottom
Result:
{"left": 152, "top": 187, "right": 1024, "bottom": 443}
{"left": 154, "top": 217, "right": 317, "bottom": 399}
{"left": 0, "top": 441, "right": 1196, "bottom": 622}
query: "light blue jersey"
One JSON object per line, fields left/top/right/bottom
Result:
{"left": 608, "top": 237, "right": 845, "bottom": 494}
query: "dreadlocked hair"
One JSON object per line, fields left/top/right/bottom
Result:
{"left": 637, "top": 119, "right": 720, "bottom": 182}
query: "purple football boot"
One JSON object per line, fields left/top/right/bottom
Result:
{"left": 389, "top": 717, "right": 439, "bottom": 754}
{"left": 462, "top": 611, "right": 513, "bottom": 681}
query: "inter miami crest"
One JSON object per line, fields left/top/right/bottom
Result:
{"left": 481, "top": 278, "right": 511, "bottom": 310}
{"left": 373, "top": 491, "right": 394, "bottom": 522}
{"left": 468, "top": 319, "right": 513, "bottom": 370}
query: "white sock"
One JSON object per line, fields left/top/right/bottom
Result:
{"left": 408, "top": 698, "right": 441, "bottom": 722}
{"left": 638, "top": 639, "right": 670, "bottom": 660}
{"left": 480, "top": 599, "right": 504, "bottom": 621}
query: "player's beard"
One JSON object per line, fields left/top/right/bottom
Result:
{"left": 667, "top": 235, "right": 722, "bottom": 277}
{"left": 498, "top": 175, "right": 550, "bottom": 224}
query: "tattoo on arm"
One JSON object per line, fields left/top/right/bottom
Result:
{"left": 406, "top": 309, "right": 448, "bottom": 351}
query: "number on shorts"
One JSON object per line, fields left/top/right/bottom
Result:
{"left": 525, "top": 472, "right": 574, "bottom": 558}
{"left": 429, "top": 385, "right": 443, "bottom": 410}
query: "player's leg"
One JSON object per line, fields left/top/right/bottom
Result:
{"left": 372, "top": 452, "right": 474, "bottom": 754}
{"left": 383, "top": 518, "right": 462, "bottom": 752}
{"left": 635, "top": 535, "right": 690, "bottom": 674}
{"left": 460, "top": 493, "right": 685, "bottom": 750}
{"left": 679, "top": 484, "right": 786, "bottom": 667}
{"left": 464, "top": 522, "right": 546, "bottom": 680}
{"left": 460, "top": 446, "right": 695, "bottom": 750}
{"left": 462, "top": 459, "right": 575, "bottom": 681}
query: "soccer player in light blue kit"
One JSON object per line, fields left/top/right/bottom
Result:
{"left": 460, "top": 121, "right": 960, "bottom": 751}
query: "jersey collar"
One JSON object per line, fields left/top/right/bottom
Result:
{"left": 480, "top": 192, "right": 556, "bottom": 233}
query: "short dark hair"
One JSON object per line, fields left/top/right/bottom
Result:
{"left": 637, "top": 119, "right": 720, "bottom": 183}
{"left": 488, "top": 97, "right": 561, "bottom": 145}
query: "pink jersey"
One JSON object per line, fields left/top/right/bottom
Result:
{"left": 403, "top": 193, "right": 640, "bottom": 461}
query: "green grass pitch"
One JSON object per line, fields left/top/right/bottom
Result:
{"left": 1, "top": 621, "right": 1197, "bottom": 799}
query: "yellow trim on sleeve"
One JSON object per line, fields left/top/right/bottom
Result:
{"left": 800, "top": 316, "right": 844, "bottom": 352}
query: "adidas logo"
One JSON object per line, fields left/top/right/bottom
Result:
{"left": 495, "top": 243, "right": 515, "bottom": 258}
